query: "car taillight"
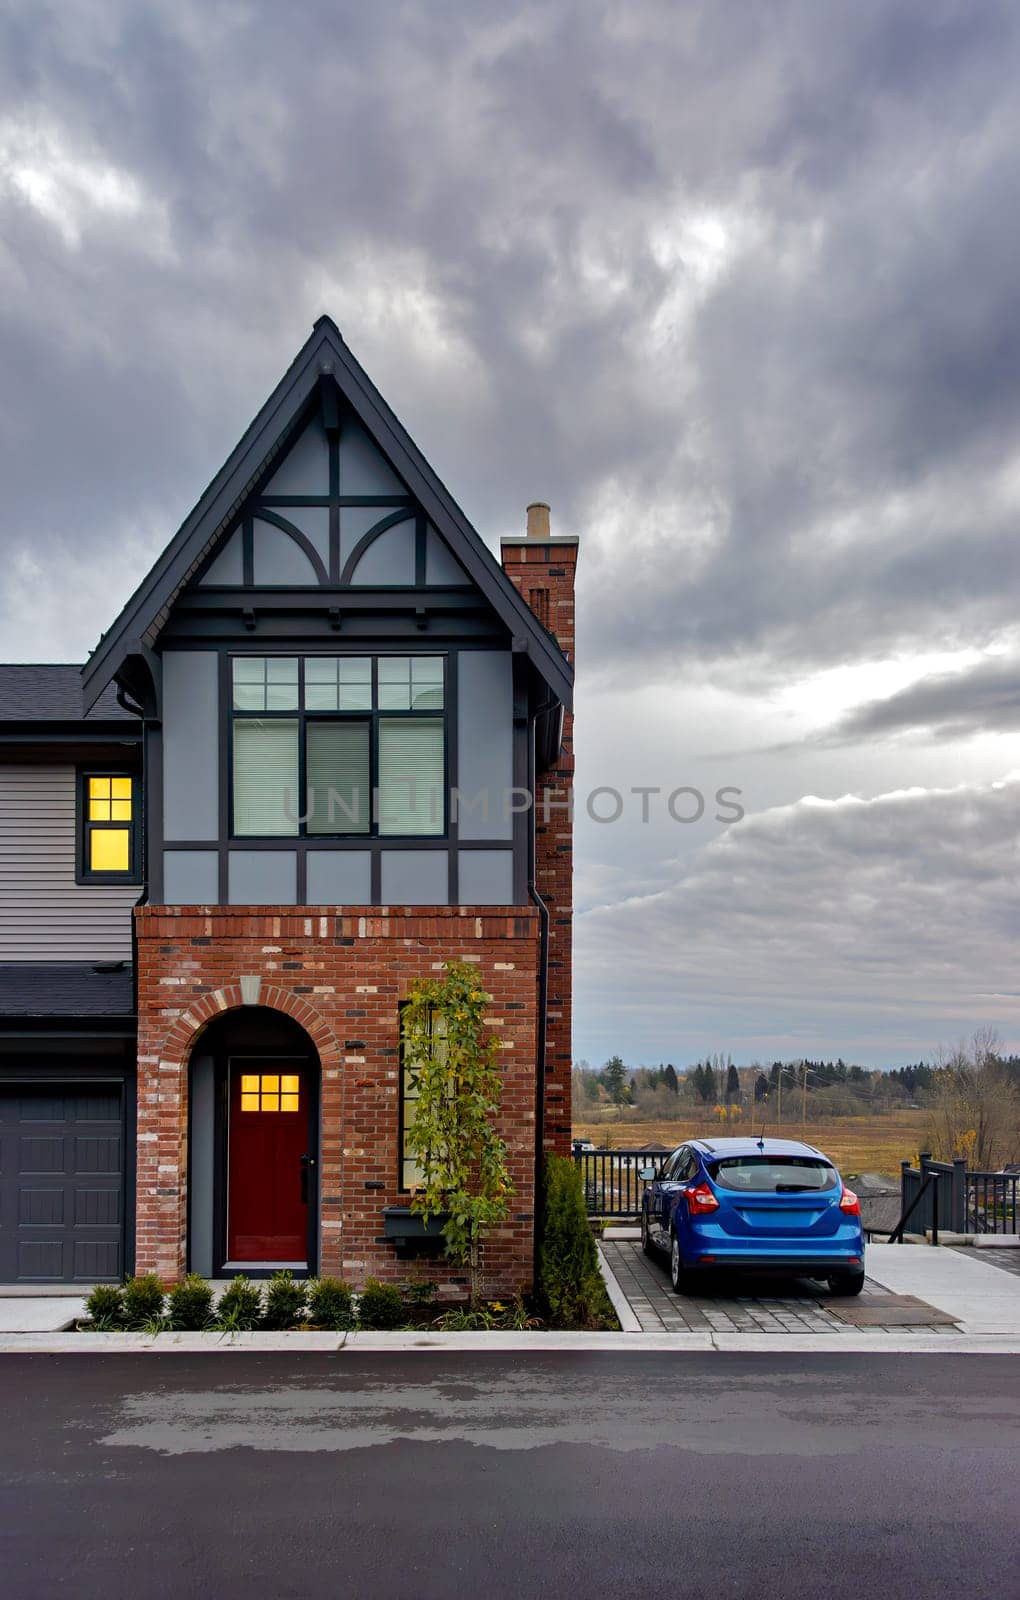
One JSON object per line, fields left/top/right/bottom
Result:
{"left": 839, "top": 1188, "right": 860, "bottom": 1215}
{"left": 685, "top": 1181, "right": 720, "bottom": 1214}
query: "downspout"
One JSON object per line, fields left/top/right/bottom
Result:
{"left": 115, "top": 684, "right": 149, "bottom": 1019}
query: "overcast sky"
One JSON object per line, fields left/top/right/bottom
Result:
{"left": 2, "top": 1, "right": 1019, "bottom": 1068}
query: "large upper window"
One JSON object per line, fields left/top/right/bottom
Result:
{"left": 77, "top": 772, "right": 141, "bottom": 882}
{"left": 230, "top": 655, "right": 445, "bottom": 838}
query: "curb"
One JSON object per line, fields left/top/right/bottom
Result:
{"left": 2, "top": 1330, "right": 1019, "bottom": 1354}
{"left": 595, "top": 1241, "right": 642, "bottom": 1333}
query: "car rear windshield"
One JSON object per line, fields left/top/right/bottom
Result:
{"left": 707, "top": 1157, "right": 837, "bottom": 1193}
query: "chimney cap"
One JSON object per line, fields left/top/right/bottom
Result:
{"left": 526, "top": 502, "right": 551, "bottom": 540}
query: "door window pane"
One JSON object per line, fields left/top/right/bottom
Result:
{"left": 233, "top": 719, "right": 299, "bottom": 835}
{"left": 378, "top": 718, "right": 444, "bottom": 835}
{"left": 305, "top": 722, "right": 370, "bottom": 834}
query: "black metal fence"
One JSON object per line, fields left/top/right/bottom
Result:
{"left": 896, "top": 1155, "right": 1019, "bottom": 1238}
{"left": 573, "top": 1148, "right": 670, "bottom": 1217}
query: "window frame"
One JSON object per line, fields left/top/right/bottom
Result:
{"left": 228, "top": 652, "right": 448, "bottom": 842}
{"left": 76, "top": 769, "right": 142, "bottom": 885}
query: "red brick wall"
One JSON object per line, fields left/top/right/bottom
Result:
{"left": 135, "top": 904, "right": 540, "bottom": 1294}
{"left": 500, "top": 539, "right": 577, "bottom": 1158}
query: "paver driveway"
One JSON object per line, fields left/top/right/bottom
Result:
{"left": 602, "top": 1236, "right": 959, "bottom": 1333}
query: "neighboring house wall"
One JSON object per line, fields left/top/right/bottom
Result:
{"left": 133, "top": 903, "right": 540, "bottom": 1291}
{"left": 0, "top": 764, "right": 136, "bottom": 961}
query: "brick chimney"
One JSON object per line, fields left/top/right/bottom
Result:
{"left": 501, "top": 506, "right": 578, "bottom": 1157}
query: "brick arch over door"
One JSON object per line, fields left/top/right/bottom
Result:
{"left": 135, "top": 987, "right": 344, "bottom": 1280}
{"left": 162, "top": 984, "right": 344, "bottom": 1078}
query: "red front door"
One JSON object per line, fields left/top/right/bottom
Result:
{"left": 227, "top": 1061, "right": 311, "bottom": 1264}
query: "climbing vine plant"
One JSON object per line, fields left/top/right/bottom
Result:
{"left": 402, "top": 960, "right": 513, "bottom": 1306}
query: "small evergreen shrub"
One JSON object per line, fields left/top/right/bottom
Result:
{"left": 307, "top": 1276, "right": 355, "bottom": 1331}
{"left": 537, "top": 1155, "right": 618, "bottom": 1330}
{"left": 122, "top": 1273, "right": 166, "bottom": 1329}
{"left": 168, "top": 1274, "right": 215, "bottom": 1331}
{"left": 357, "top": 1277, "right": 406, "bottom": 1330}
{"left": 84, "top": 1283, "right": 124, "bottom": 1329}
{"left": 263, "top": 1271, "right": 307, "bottom": 1330}
{"left": 403, "top": 1277, "right": 438, "bottom": 1308}
{"left": 215, "top": 1275, "right": 263, "bottom": 1330}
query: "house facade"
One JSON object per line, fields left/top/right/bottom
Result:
{"left": 0, "top": 318, "right": 576, "bottom": 1294}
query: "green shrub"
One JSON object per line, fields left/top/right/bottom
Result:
{"left": 537, "top": 1155, "right": 618, "bottom": 1330}
{"left": 357, "top": 1277, "right": 406, "bottom": 1330}
{"left": 263, "top": 1271, "right": 307, "bottom": 1330}
{"left": 167, "top": 1274, "right": 214, "bottom": 1331}
{"left": 215, "top": 1275, "right": 263, "bottom": 1330}
{"left": 122, "top": 1273, "right": 166, "bottom": 1329}
{"left": 402, "top": 1277, "right": 438, "bottom": 1308}
{"left": 307, "top": 1276, "right": 355, "bottom": 1331}
{"left": 84, "top": 1283, "right": 124, "bottom": 1329}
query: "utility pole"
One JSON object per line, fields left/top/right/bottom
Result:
{"left": 777, "top": 1067, "right": 782, "bottom": 1127}
{"left": 801, "top": 1060, "right": 808, "bottom": 1137}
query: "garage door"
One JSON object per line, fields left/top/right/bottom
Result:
{"left": 0, "top": 1086, "right": 124, "bottom": 1282}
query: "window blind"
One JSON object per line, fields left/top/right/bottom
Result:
{"left": 378, "top": 718, "right": 444, "bottom": 835}
{"left": 305, "top": 721, "right": 371, "bottom": 835}
{"left": 233, "top": 719, "right": 299, "bottom": 835}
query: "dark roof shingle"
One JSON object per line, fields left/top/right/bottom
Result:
{"left": 0, "top": 963, "right": 135, "bottom": 1018}
{"left": 0, "top": 665, "right": 133, "bottom": 723}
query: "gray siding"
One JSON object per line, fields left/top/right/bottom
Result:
{"left": 162, "top": 651, "right": 219, "bottom": 840}
{"left": 380, "top": 850, "right": 448, "bottom": 905}
{"left": 459, "top": 849, "right": 514, "bottom": 905}
{"left": 163, "top": 850, "right": 219, "bottom": 905}
{"left": 228, "top": 850, "right": 297, "bottom": 905}
{"left": 457, "top": 651, "right": 514, "bottom": 840}
{"left": 0, "top": 766, "right": 136, "bottom": 961}
{"left": 306, "top": 851, "right": 371, "bottom": 904}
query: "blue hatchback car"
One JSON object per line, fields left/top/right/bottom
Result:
{"left": 640, "top": 1136, "right": 865, "bottom": 1296}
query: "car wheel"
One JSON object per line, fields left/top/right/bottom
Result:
{"left": 827, "top": 1271, "right": 865, "bottom": 1297}
{"left": 670, "top": 1232, "right": 684, "bottom": 1291}
{"left": 641, "top": 1208, "right": 655, "bottom": 1257}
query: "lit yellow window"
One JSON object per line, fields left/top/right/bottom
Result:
{"left": 240, "top": 1072, "right": 300, "bottom": 1112}
{"left": 90, "top": 829, "right": 130, "bottom": 872}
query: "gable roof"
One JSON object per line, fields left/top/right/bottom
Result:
{"left": 82, "top": 317, "right": 573, "bottom": 710}
{"left": 0, "top": 664, "right": 134, "bottom": 724}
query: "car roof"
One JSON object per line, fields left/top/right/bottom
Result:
{"left": 687, "top": 1136, "right": 832, "bottom": 1160}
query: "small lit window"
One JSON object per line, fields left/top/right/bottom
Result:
{"left": 240, "top": 1073, "right": 300, "bottom": 1113}
{"left": 79, "top": 773, "right": 140, "bottom": 882}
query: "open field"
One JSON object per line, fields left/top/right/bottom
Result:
{"left": 572, "top": 1109, "right": 929, "bottom": 1178}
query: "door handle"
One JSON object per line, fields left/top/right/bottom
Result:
{"left": 300, "top": 1153, "right": 316, "bottom": 1204}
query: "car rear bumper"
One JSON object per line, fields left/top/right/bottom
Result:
{"left": 687, "top": 1253, "right": 864, "bottom": 1273}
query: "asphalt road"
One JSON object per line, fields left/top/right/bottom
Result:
{"left": 0, "top": 1353, "right": 1017, "bottom": 1599}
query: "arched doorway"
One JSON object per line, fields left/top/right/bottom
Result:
{"left": 188, "top": 1008, "right": 320, "bottom": 1277}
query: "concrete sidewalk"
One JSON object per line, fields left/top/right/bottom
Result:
{"left": 0, "top": 1298, "right": 85, "bottom": 1333}
{"left": 865, "top": 1243, "right": 1020, "bottom": 1334}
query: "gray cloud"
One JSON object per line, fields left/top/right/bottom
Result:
{"left": 833, "top": 656, "right": 1020, "bottom": 743}
{"left": 576, "top": 776, "right": 1020, "bottom": 1066}
{"left": 2, "top": 2, "right": 1019, "bottom": 1061}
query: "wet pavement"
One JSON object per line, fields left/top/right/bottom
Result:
{"left": 1, "top": 1351, "right": 1016, "bottom": 1599}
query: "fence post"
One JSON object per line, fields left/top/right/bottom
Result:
{"left": 951, "top": 1158, "right": 967, "bottom": 1232}
{"left": 930, "top": 1171, "right": 939, "bottom": 1246}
